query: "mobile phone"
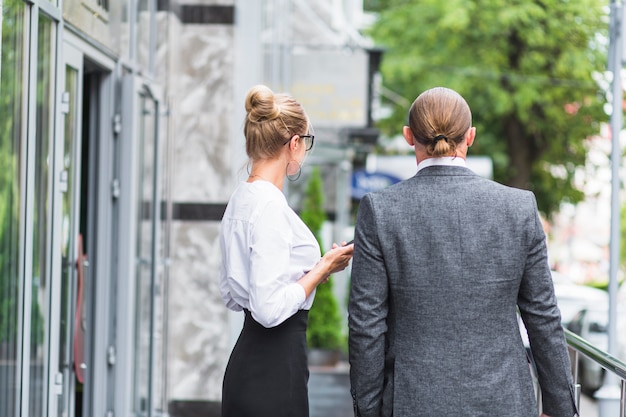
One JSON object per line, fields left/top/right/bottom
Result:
{"left": 346, "top": 239, "right": 354, "bottom": 245}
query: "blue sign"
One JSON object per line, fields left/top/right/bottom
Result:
{"left": 351, "top": 170, "right": 402, "bottom": 199}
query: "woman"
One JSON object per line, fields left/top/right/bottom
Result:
{"left": 219, "top": 84, "right": 354, "bottom": 417}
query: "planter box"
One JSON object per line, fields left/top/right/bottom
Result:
{"left": 307, "top": 348, "right": 341, "bottom": 367}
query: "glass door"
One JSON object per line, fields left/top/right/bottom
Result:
{"left": 51, "top": 37, "right": 116, "bottom": 417}
{"left": 133, "top": 84, "right": 170, "bottom": 417}
{"left": 52, "top": 40, "right": 84, "bottom": 417}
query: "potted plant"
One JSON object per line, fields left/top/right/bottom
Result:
{"left": 300, "top": 167, "right": 343, "bottom": 366}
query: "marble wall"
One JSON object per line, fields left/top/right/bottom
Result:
{"left": 169, "top": 23, "right": 236, "bottom": 202}
{"left": 169, "top": 222, "right": 227, "bottom": 400}
{"left": 166, "top": 1, "right": 236, "bottom": 403}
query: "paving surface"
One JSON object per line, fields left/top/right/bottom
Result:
{"left": 309, "top": 364, "right": 353, "bottom": 417}
{"left": 309, "top": 363, "right": 600, "bottom": 417}
{"left": 579, "top": 393, "right": 599, "bottom": 417}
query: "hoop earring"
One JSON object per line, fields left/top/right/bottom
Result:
{"left": 286, "top": 160, "right": 302, "bottom": 182}
{"left": 246, "top": 160, "right": 252, "bottom": 175}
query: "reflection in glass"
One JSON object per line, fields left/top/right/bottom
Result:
{"left": 135, "top": 0, "right": 151, "bottom": 72}
{"left": 134, "top": 92, "right": 156, "bottom": 414}
{"left": 0, "top": 2, "right": 25, "bottom": 416}
{"left": 58, "top": 65, "right": 79, "bottom": 416}
{"left": 110, "top": 0, "right": 131, "bottom": 62}
{"left": 154, "top": 100, "right": 171, "bottom": 412}
{"left": 133, "top": 90, "right": 170, "bottom": 414}
{"left": 29, "top": 13, "right": 55, "bottom": 416}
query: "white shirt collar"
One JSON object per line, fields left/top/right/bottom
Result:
{"left": 416, "top": 156, "right": 467, "bottom": 173}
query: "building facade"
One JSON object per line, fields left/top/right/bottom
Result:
{"left": 0, "top": 0, "right": 373, "bottom": 416}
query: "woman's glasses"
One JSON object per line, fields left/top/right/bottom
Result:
{"left": 283, "top": 134, "right": 315, "bottom": 151}
{"left": 300, "top": 134, "right": 314, "bottom": 151}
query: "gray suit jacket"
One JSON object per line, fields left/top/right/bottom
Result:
{"left": 348, "top": 165, "right": 577, "bottom": 417}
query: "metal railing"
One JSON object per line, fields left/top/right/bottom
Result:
{"left": 563, "top": 328, "right": 626, "bottom": 416}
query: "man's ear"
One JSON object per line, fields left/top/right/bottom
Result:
{"left": 403, "top": 126, "right": 415, "bottom": 146}
{"left": 466, "top": 127, "right": 476, "bottom": 147}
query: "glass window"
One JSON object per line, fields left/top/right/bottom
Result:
{"left": 29, "top": 12, "right": 55, "bottom": 416}
{"left": 155, "top": 100, "right": 171, "bottom": 412}
{"left": 108, "top": 0, "right": 130, "bottom": 61}
{"left": 0, "top": 1, "right": 25, "bottom": 416}
{"left": 58, "top": 63, "right": 79, "bottom": 416}
{"left": 134, "top": 91, "right": 156, "bottom": 414}
{"left": 133, "top": 89, "right": 170, "bottom": 414}
{"left": 135, "top": 0, "right": 151, "bottom": 72}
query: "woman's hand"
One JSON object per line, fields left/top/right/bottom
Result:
{"left": 296, "top": 242, "right": 354, "bottom": 297}
{"left": 320, "top": 242, "right": 354, "bottom": 277}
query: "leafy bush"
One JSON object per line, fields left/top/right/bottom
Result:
{"left": 301, "top": 168, "right": 343, "bottom": 351}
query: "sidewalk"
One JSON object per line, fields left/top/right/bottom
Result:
{"left": 309, "top": 363, "right": 353, "bottom": 417}
{"left": 579, "top": 394, "right": 598, "bottom": 417}
{"left": 309, "top": 363, "right": 600, "bottom": 417}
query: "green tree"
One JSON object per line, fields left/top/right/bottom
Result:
{"left": 301, "top": 168, "right": 343, "bottom": 351}
{"left": 368, "top": 0, "right": 608, "bottom": 218}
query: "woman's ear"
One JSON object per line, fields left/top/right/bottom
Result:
{"left": 403, "top": 126, "right": 415, "bottom": 146}
{"left": 287, "top": 135, "right": 298, "bottom": 151}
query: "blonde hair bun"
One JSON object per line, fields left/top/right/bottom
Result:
{"left": 243, "top": 84, "right": 309, "bottom": 160}
{"left": 245, "top": 85, "right": 281, "bottom": 122}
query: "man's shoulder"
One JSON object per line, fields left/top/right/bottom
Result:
{"left": 362, "top": 171, "right": 535, "bottom": 202}
{"left": 362, "top": 178, "right": 412, "bottom": 200}
{"left": 482, "top": 178, "right": 535, "bottom": 198}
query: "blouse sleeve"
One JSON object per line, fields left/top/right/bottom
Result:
{"left": 220, "top": 260, "right": 243, "bottom": 312}
{"left": 248, "top": 199, "right": 307, "bottom": 327}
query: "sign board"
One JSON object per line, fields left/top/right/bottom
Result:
{"left": 366, "top": 155, "right": 493, "bottom": 180}
{"left": 351, "top": 170, "right": 402, "bottom": 199}
{"left": 290, "top": 48, "right": 368, "bottom": 128}
{"left": 352, "top": 155, "right": 494, "bottom": 199}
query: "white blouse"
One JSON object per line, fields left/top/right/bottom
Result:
{"left": 219, "top": 180, "right": 321, "bottom": 328}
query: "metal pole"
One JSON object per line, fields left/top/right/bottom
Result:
{"left": 271, "top": 0, "right": 283, "bottom": 89}
{"left": 597, "top": 1, "right": 623, "bottom": 414}
{"left": 609, "top": 0, "right": 622, "bottom": 362}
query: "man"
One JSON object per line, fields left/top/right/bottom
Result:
{"left": 348, "top": 87, "right": 578, "bottom": 417}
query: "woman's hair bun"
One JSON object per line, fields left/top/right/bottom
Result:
{"left": 245, "top": 85, "right": 281, "bottom": 123}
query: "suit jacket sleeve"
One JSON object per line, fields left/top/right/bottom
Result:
{"left": 517, "top": 193, "right": 578, "bottom": 417}
{"left": 348, "top": 194, "right": 389, "bottom": 417}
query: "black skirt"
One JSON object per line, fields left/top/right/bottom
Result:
{"left": 221, "top": 309, "right": 310, "bottom": 417}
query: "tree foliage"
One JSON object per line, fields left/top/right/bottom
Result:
{"left": 367, "top": 0, "right": 609, "bottom": 217}
{"left": 0, "top": 0, "right": 24, "bottom": 344}
{"left": 301, "top": 168, "right": 343, "bottom": 350}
